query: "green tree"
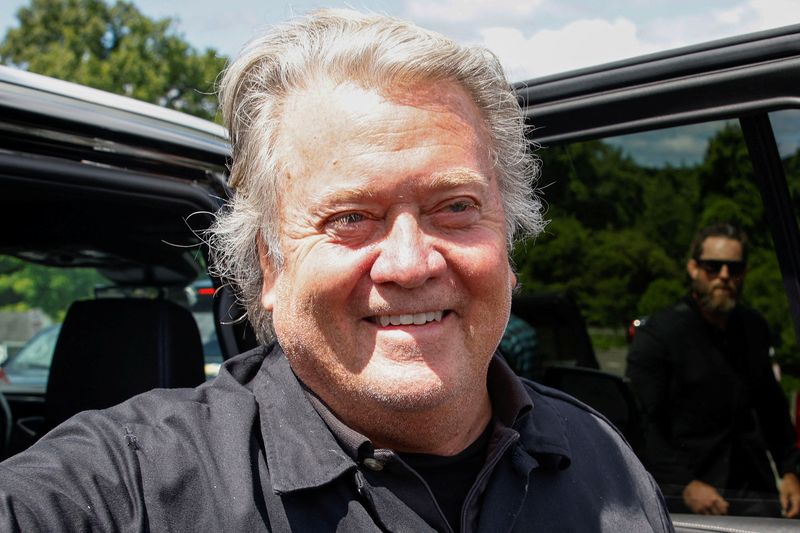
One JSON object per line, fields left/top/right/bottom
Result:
{"left": 637, "top": 278, "right": 684, "bottom": 317}
{"left": 696, "top": 124, "right": 765, "bottom": 245}
{"left": 577, "top": 229, "right": 680, "bottom": 326}
{"left": 0, "top": 257, "right": 104, "bottom": 321}
{"left": 537, "top": 141, "right": 645, "bottom": 231}
{"left": 781, "top": 146, "right": 800, "bottom": 231}
{"left": 743, "top": 248, "right": 799, "bottom": 366}
{"left": 0, "top": 0, "right": 227, "bottom": 121}
{"left": 514, "top": 216, "right": 590, "bottom": 295}
{"left": 640, "top": 165, "right": 700, "bottom": 259}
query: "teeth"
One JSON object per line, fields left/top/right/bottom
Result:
{"left": 375, "top": 311, "right": 443, "bottom": 327}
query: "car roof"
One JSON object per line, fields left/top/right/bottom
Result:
{"left": 0, "top": 66, "right": 231, "bottom": 286}
{"left": 514, "top": 23, "right": 800, "bottom": 144}
{"left": 0, "top": 66, "right": 228, "bottom": 149}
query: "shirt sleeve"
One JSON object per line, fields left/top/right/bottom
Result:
{"left": 626, "top": 324, "right": 696, "bottom": 488}
{"left": 0, "top": 410, "right": 147, "bottom": 531}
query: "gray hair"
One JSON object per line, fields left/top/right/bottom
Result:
{"left": 207, "top": 8, "right": 545, "bottom": 342}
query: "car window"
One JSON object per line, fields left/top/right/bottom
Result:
{"left": 513, "top": 115, "right": 799, "bottom": 518}
{"left": 0, "top": 257, "right": 222, "bottom": 393}
{"left": 771, "top": 109, "right": 800, "bottom": 228}
{"left": 516, "top": 118, "right": 796, "bottom": 376}
{"left": 3, "top": 324, "right": 60, "bottom": 374}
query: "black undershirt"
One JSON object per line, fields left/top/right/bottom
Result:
{"left": 398, "top": 421, "right": 494, "bottom": 532}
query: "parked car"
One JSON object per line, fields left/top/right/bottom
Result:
{"left": 2, "top": 22, "right": 800, "bottom": 531}
{"left": 0, "top": 324, "right": 60, "bottom": 388}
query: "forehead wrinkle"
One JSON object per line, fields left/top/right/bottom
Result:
{"left": 308, "top": 168, "right": 489, "bottom": 210}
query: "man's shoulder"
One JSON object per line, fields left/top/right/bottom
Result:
{"left": 0, "top": 346, "right": 275, "bottom": 531}
{"left": 648, "top": 297, "right": 695, "bottom": 324}
{"left": 517, "top": 377, "right": 629, "bottom": 445}
{"left": 43, "top": 345, "right": 272, "bottom": 450}
{"left": 634, "top": 297, "right": 700, "bottom": 341}
{"left": 732, "top": 303, "right": 770, "bottom": 327}
{"left": 513, "top": 377, "right": 672, "bottom": 532}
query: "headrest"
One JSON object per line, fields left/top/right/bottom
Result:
{"left": 46, "top": 298, "right": 205, "bottom": 427}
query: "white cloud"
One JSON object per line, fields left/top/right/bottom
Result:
{"left": 482, "top": 0, "right": 800, "bottom": 81}
{"left": 716, "top": 0, "right": 800, "bottom": 31}
{"left": 643, "top": 1, "right": 800, "bottom": 53}
{"left": 407, "top": 0, "right": 545, "bottom": 24}
{"left": 480, "top": 17, "right": 658, "bottom": 80}
{"left": 714, "top": 5, "right": 747, "bottom": 25}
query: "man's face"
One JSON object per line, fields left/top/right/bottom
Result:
{"left": 687, "top": 236, "right": 745, "bottom": 314}
{"left": 260, "top": 81, "right": 514, "bottom": 412}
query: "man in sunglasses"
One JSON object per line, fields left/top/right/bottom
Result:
{"left": 628, "top": 223, "right": 800, "bottom": 518}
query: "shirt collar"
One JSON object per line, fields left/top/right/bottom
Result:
{"left": 304, "top": 353, "right": 539, "bottom": 463}
{"left": 254, "top": 343, "right": 356, "bottom": 494}
{"left": 489, "top": 354, "right": 572, "bottom": 470}
{"left": 254, "top": 345, "right": 571, "bottom": 494}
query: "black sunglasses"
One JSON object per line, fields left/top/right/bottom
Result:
{"left": 696, "top": 259, "right": 746, "bottom": 277}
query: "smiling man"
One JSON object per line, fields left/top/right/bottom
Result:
{"left": 0, "top": 9, "right": 671, "bottom": 531}
{"left": 628, "top": 223, "right": 800, "bottom": 519}
{"left": 264, "top": 80, "right": 513, "bottom": 455}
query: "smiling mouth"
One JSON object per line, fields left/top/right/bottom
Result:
{"left": 370, "top": 310, "right": 446, "bottom": 327}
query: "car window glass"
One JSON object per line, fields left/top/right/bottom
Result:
{"left": 770, "top": 109, "right": 800, "bottom": 229}
{"left": 0, "top": 257, "right": 101, "bottom": 392}
{"left": 0, "top": 257, "right": 222, "bottom": 393}
{"left": 189, "top": 277, "right": 222, "bottom": 377}
{"left": 511, "top": 118, "right": 799, "bottom": 519}
{"left": 516, "top": 118, "right": 796, "bottom": 376}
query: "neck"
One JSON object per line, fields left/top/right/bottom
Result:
{"left": 325, "top": 384, "right": 492, "bottom": 456}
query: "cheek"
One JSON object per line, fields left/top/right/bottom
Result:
{"left": 462, "top": 239, "right": 512, "bottom": 285}
{"left": 454, "top": 241, "right": 514, "bottom": 316}
{"left": 276, "top": 244, "right": 374, "bottom": 314}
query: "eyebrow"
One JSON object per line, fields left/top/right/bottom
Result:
{"left": 308, "top": 167, "right": 490, "bottom": 210}
{"left": 429, "top": 168, "right": 490, "bottom": 191}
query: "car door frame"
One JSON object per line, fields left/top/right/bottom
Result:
{"left": 513, "top": 22, "right": 800, "bottom": 348}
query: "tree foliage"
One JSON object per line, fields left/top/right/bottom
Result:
{"left": 0, "top": 257, "right": 104, "bottom": 321}
{"left": 0, "top": 0, "right": 227, "bottom": 121}
{"left": 516, "top": 122, "right": 800, "bottom": 366}
{"left": 0, "top": 0, "right": 225, "bottom": 323}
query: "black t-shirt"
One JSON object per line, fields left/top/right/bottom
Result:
{"left": 398, "top": 421, "right": 494, "bottom": 532}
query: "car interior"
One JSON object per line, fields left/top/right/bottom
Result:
{"left": 0, "top": 65, "right": 238, "bottom": 457}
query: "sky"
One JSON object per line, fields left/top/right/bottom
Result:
{"left": 2, "top": 0, "right": 800, "bottom": 81}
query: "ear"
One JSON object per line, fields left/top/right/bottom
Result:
{"left": 509, "top": 267, "right": 518, "bottom": 292}
{"left": 686, "top": 258, "right": 699, "bottom": 280}
{"left": 257, "top": 237, "right": 277, "bottom": 312}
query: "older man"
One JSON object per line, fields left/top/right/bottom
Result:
{"left": 628, "top": 223, "right": 800, "bottom": 518}
{"left": 0, "top": 10, "right": 671, "bottom": 531}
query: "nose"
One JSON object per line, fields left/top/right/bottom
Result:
{"left": 718, "top": 264, "right": 730, "bottom": 280}
{"left": 370, "top": 213, "right": 446, "bottom": 288}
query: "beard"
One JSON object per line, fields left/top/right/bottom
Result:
{"left": 693, "top": 278, "right": 739, "bottom": 315}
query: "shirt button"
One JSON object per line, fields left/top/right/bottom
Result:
{"left": 362, "top": 458, "right": 384, "bottom": 471}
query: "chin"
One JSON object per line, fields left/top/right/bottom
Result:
{"left": 702, "top": 294, "right": 737, "bottom": 314}
{"left": 352, "top": 363, "right": 462, "bottom": 412}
